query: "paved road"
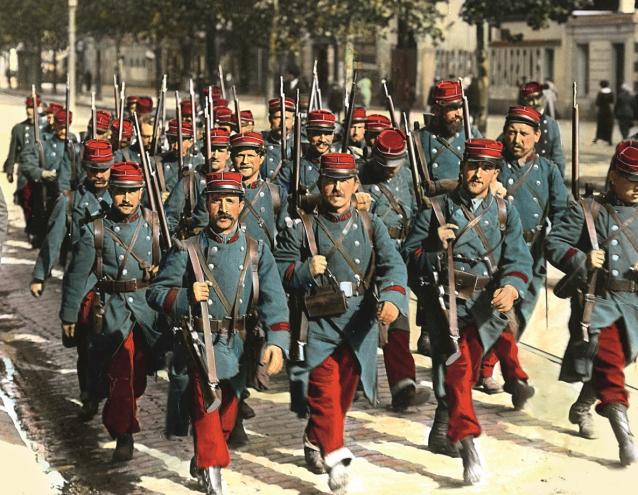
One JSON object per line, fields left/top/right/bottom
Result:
{"left": 0, "top": 91, "right": 637, "bottom": 494}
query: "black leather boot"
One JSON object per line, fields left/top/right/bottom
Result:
{"left": 112, "top": 433, "right": 134, "bottom": 462}
{"left": 428, "top": 404, "right": 460, "bottom": 458}
{"left": 568, "top": 382, "right": 597, "bottom": 439}
{"left": 391, "top": 383, "right": 432, "bottom": 412}
{"left": 503, "top": 379, "right": 535, "bottom": 410}
{"left": 601, "top": 402, "right": 638, "bottom": 466}
{"left": 459, "top": 436, "right": 482, "bottom": 485}
{"left": 228, "top": 416, "right": 249, "bottom": 448}
{"left": 417, "top": 330, "right": 432, "bottom": 356}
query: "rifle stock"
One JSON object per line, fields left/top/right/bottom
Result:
{"left": 292, "top": 89, "right": 301, "bottom": 213}
{"left": 572, "top": 82, "right": 580, "bottom": 200}
{"left": 189, "top": 79, "right": 197, "bottom": 145}
{"left": 150, "top": 74, "right": 166, "bottom": 157}
{"left": 341, "top": 71, "right": 358, "bottom": 153}
{"left": 382, "top": 80, "right": 399, "bottom": 128}
{"left": 175, "top": 91, "right": 185, "bottom": 174}
{"left": 459, "top": 77, "right": 472, "bottom": 138}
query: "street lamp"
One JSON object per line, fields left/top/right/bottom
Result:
{"left": 68, "top": 0, "right": 77, "bottom": 114}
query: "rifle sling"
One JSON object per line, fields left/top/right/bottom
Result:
{"left": 186, "top": 242, "right": 219, "bottom": 386}
{"left": 376, "top": 182, "right": 409, "bottom": 236}
{"left": 430, "top": 197, "right": 459, "bottom": 342}
{"left": 434, "top": 134, "right": 464, "bottom": 161}
{"left": 580, "top": 199, "right": 602, "bottom": 339}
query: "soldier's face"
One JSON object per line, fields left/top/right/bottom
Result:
{"left": 55, "top": 123, "right": 67, "bottom": 140}
{"left": 112, "top": 187, "right": 143, "bottom": 215}
{"left": 46, "top": 112, "right": 55, "bottom": 125}
{"left": 240, "top": 122, "right": 255, "bottom": 133}
{"left": 610, "top": 170, "right": 638, "bottom": 204}
{"left": 524, "top": 94, "right": 545, "bottom": 112}
{"left": 207, "top": 194, "right": 244, "bottom": 234}
{"left": 209, "top": 146, "right": 230, "bottom": 172}
{"left": 97, "top": 129, "right": 111, "bottom": 141}
{"left": 437, "top": 105, "right": 463, "bottom": 135}
{"left": 85, "top": 166, "right": 110, "bottom": 189}
{"left": 350, "top": 123, "right": 366, "bottom": 143}
{"left": 141, "top": 123, "right": 154, "bottom": 149}
{"left": 26, "top": 107, "right": 35, "bottom": 121}
{"left": 462, "top": 161, "right": 498, "bottom": 198}
{"left": 308, "top": 130, "right": 334, "bottom": 155}
{"left": 504, "top": 123, "right": 540, "bottom": 160}
{"left": 320, "top": 176, "right": 358, "bottom": 213}
{"left": 233, "top": 149, "right": 264, "bottom": 180}
{"left": 269, "top": 110, "right": 294, "bottom": 137}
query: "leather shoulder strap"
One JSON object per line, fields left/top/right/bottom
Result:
{"left": 580, "top": 198, "right": 600, "bottom": 251}
{"left": 430, "top": 195, "right": 447, "bottom": 227}
{"left": 496, "top": 196, "right": 507, "bottom": 232}
{"left": 93, "top": 217, "right": 104, "bottom": 279}
{"left": 299, "top": 211, "right": 319, "bottom": 257}
{"left": 267, "top": 182, "right": 281, "bottom": 215}
{"left": 143, "top": 208, "right": 161, "bottom": 267}
{"left": 248, "top": 236, "right": 260, "bottom": 312}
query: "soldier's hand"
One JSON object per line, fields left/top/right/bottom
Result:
{"left": 261, "top": 344, "right": 284, "bottom": 375}
{"left": 62, "top": 322, "right": 76, "bottom": 338}
{"left": 490, "top": 179, "right": 507, "bottom": 199}
{"left": 491, "top": 284, "right": 519, "bottom": 313}
{"left": 309, "top": 255, "right": 328, "bottom": 277}
{"left": 437, "top": 223, "right": 458, "bottom": 249}
{"left": 30, "top": 280, "right": 44, "bottom": 298}
{"left": 192, "top": 281, "right": 211, "bottom": 302}
{"left": 6, "top": 172, "right": 13, "bottom": 183}
{"left": 587, "top": 249, "right": 605, "bottom": 270}
{"left": 377, "top": 301, "right": 400, "bottom": 325}
{"left": 41, "top": 169, "right": 57, "bottom": 181}
{"left": 354, "top": 192, "right": 372, "bottom": 211}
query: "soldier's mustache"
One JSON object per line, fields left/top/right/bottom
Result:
{"left": 216, "top": 214, "right": 233, "bottom": 221}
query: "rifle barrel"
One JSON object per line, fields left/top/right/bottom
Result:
{"left": 572, "top": 82, "right": 580, "bottom": 199}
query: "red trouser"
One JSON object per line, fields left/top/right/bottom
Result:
{"left": 306, "top": 345, "right": 360, "bottom": 456}
{"left": 102, "top": 329, "right": 147, "bottom": 438}
{"left": 383, "top": 327, "right": 416, "bottom": 392}
{"left": 593, "top": 322, "right": 629, "bottom": 414}
{"left": 480, "top": 333, "right": 529, "bottom": 383}
{"left": 191, "top": 377, "right": 238, "bottom": 469}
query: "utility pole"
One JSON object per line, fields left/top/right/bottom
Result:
{"left": 68, "top": 0, "right": 77, "bottom": 114}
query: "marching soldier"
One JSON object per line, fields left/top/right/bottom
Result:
{"left": 345, "top": 106, "right": 367, "bottom": 161}
{"left": 112, "top": 119, "right": 140, "bottom": 163}
{"left": 418, "top": 80, "right": 482, "bottom": 195}
{"left": 3, "top": 95, "right": 43, "bottom": 190}
{"left": 232, "top": 132, "right": 288, "bottom": 248}
{"left": 237, "top": 110, "right": 255, "bottom": 133}
{"left": 519, "top": 82, "right": 565, "bottom": 177}
{"left": 44, "top": 102, "right": 64, "bottom": 139}
{"left": 156, "top": 119, "right": 204, "bottom": 196}
{"left": 165, "top": 128, "right": 231, "bottom": 237}
{"left": 20, "top": 108, "right": 79, "bottom": 247}
{"left": 261, "top": 97, "right": 294, "bottom": 182}
{"left": 147, "top": 171, "right": 289, "bottom": 494}
{"left": 402, "top": 139, "right": 533, "bottom": 484}
{"left": 30, "top": 139, "right": 114, "bottom": 419}
{"left": 363, "top": 114, "right": 392, "bottom": 156}
{"left": 60, "top": 161, "right": 162, "bottom": 462}
{"left": 276, "top": 109, "right": 337, "bottom": 196}
{"left": 415, "top": 80, "right": 482, "bottom": 355}
{"left": 275, "top": 153, "right": 408, "bottom": 493}
{"left": 358, "top": 128, "right": 430, "bottom": 411}
{"left": 545, "top": 141, "right": 638, "bottom": 466}
{"left": 477, "top": 106, "right": 569, "bottom": 394}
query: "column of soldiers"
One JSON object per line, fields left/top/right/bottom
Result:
{"left": 2, "top": 74, "right": 637, "bottom": 495}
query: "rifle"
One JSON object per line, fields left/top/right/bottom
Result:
{"left": 279, "top": 76, "right": 287, "bottom": 162}
{"left": 31, "top": 84, "right": 48, "bottom": 210}
{"left": 183, "top": 244, "right": 222, "bottom": 413}
{"left": 204, "top": 99, "right": 212, "bottom": 172}
{"left": 160, "top": 75, "right": 167, "bottom": 148}
{"left": 291, "top": 89, "right": 302, "bottom": 214}
{"left": 308, "top": 59, "right": 318, "bottom": 112}
{"left": 382, "top": 79, "right": 399, "bottom": 128}
{"left": 341, "top": 71, "right": 358, "bottom": 153}
{"left": 175, "top": 91, "right": 185, "bottom": 175}
{"left": 459, "top": 77, "right": 472, "bottom": 138}
{"left": 65, "top": 77, "right": 77, "bottom": 188}
{"left": 572, "top": 82, "right": 580, "bottom": 200}
{"left": 90, "top": 91, "right": 97, "bottom": 139}
{"left": 116, "top": 82, "right": 126, "bottom": 151}
{"left": 402, "top": 113, "right": 424, "bottom": 208}
{"left": 113, "top": 74, "right": 120, "bottom": 118}
{"left": 218, "top": 64, "right": 226, "bottom": 100}
{"left": 133, "top": 112, "right": 172, "bottom": 251}
{"left": 150, "top": 74, "right": 166, "bottom": 157}
{"left": 189, "top": 78, "right": 198, "bottom": 146}
{"left": 231, "top": 85, "right": 241, "bottom": 133}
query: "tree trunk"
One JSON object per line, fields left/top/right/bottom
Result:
{"left": 52, "top": 50, "right": 58, "bottom": 95}
{"left": 265, "top": 0, "right": 279, "bottom": 99}
{"left": 476, "top": 21, "right": 489, "bottom": 134}
{"left": 205, "top": 21, "right": 217, "bottom": 83}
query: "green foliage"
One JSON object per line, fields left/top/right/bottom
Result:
{"left": 461, "top": 0, "right": 594, "bottom": 29}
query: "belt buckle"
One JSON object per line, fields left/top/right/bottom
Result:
{"left": 340, "top": 281, "right": 354, "bottom": 297}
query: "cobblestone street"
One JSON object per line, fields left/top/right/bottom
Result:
{"left": 1, "top": 90, "right": 638, "bottom": 494}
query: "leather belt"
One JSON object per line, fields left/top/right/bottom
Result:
{"left": 194, "top": 316, "right": 247, "bottom": 335}
{"left": 96, "top": 279, "right": 149, "bottom": 293}
{"left": 606, "top": 279, "right": 638, "bottom": 292}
